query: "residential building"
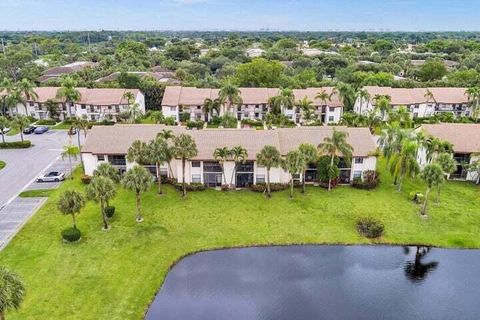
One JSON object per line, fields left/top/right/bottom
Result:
{"left": 417, "top": 123, "right": 480, "bottom": 182}
{"left": 4, "top": 87, "right": 145, "bottom": 121}
{"left": 95, "top": 71, "right": 180, "bottom": 85}
{"left": 37, "top": 61, "right": 98, "bottom": 83}
{"left": 245, "top": 48, "right": 265, "bottom": 58}
{"left": 354, "top": 86, "right": 471, "bottom": 119}
{"left": 81, "top": 125, "right": 377, "bottom": 187}
{"left": 161, "top": 86, "right": 343, "bottom": 124}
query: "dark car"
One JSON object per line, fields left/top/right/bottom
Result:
{"left": 23, "top": 126, "right": 36, "bottom": 134}
{"left": 34, "top": 126, "right": 49, "bottom": 134}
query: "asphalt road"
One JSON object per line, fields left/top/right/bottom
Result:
{"left": 0, "top": 130, "right": 82, "bottom": 208}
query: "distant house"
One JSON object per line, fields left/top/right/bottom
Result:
{"left": 37, "top": 61, "right": 98, "bottom": 83}
{"left": 199, "top": 48, "right": 219, "bottom": 57}
{"left": 410, "top": 59, "right": 460, "bottom": 70}
{"left": 245, "top": 48, "right": 265, "bottom": 58}
{"left": 301, "top": 48, "right": 339, "bottom": 57}
{"left": 95, "top": 71, "right": 180, "bottom": 85}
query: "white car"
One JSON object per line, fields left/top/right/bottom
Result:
{"left": 37, "top": 171, "right": 65, "bottom": 182}
{"left": 1, "top": 127, "right": 10, "bottom": 134}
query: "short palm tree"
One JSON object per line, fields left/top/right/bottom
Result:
{"left": 16, "top": 79, "right": 38, "bottom": 115}
{"left": 389, "top": 140, "right": 419, "bottom": 192}
{"left": 375, "top": 95, "right": 391, "bottom": 120}
{"left": 355, "top": 88, "right": 370, "bottom": 114}
{"left": 269, "top": 88, "right": 295, "bottom": 115}
{"left": 218, "top": 79, "right": 242, "bottom": 115}
{"left": 158, "top": 129, "right": 175, "bottom": 141}
{"left": 148, "top": 136, "right": 169, "bottom": 194}
{"left": 0, "top": 116, "right": 9, "bottom": 143}
{"left": 122, "top": 165, "right": 153, "bottom": 222}
{"left": 57, "top": 190, "right": 85, "bottom": 230}
{"left": 229, "top": 146, "right": 248, "bottom": 186}
{"left": 315, "top": 88, "right": 331, "bottom": 115}
{"left": 86, "top": 176, "right": 117, "bottom": 230}
{"left": 282, "top": 150, "right": 306, "bottom": 198}
{"left": 0, "top": 266, "right": 25, "bottom": 320}
{"left": 435, "top": 153, "right": 456, "bottom": 203}
{"left": 93, "top": 162, "right": 120, "bottom": 183}
{"left": 56, "top": 77, "right": 81, "bottom": 117}
{"left": 127, "top": 140, "right": 150, "bottom": 165}
{"left": 318, "top": 129, "right": 353, "bottom": 191}
{"left": 172, "top": 134, "right": 198, "bottom": 197}
{"left": 296, "top": 97, "right": 314, "bottom": 124}
{"left": 420, "top": 163, "right": 444, "bottom": 216}
{"left": 61, "top": 144, "right": 80, "bottom": 179}
{"left": 213, "top": 147, "right": 231, "bottom": 185}
{"left": 298, "top": 143, "right": 318, "bottom": 193}
{"left": 203, "top": 98, "right": 221, "bottom": 122}
{"left": 11, "top": 115, "right": 30, "bottom": 142}
{"left": 256, "top": 145, "right": 281, "bottom": 198}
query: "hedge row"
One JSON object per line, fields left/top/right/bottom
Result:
{"left": 0, "top": 140, "right": 32, "bottom": 149}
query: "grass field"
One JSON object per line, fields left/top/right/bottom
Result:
{"left": 0, "top": 161, "right": 479, "bottom": 319}
{"left": 0, "top": 160, "right": 5, "bottom": 170}
{"left": 18, "top": 189, "right": 54, "bottom": 198}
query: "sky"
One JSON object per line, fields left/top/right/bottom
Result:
{"left": 1, "top": 0, "right": 480, "bottom": 31}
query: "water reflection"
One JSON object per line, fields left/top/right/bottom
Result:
{"left": 403, "top": 246, "right": 439, "bottom": 283}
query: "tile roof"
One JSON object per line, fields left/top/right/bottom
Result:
{"left": 162, "top": 86, "right": 343, "bottom": 107}
{"left": 38, "top": 61, "right": 98, "bottom": 82}
{"left": 81, "top": 125, "right": 377, "bottom": 159}
{"left": 365, "top": 86, "right": 469, "bottom": 105}
{"left": 421, "top": 123, "right": 480, "bottom": 154}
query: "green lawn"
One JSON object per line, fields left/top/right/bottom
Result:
{"left": 0, "top": 160, "right": 5, "bottom": 170}
{"left": 18, "top": 189, "right": 54, "bottom": 198}
{"left": 0, "top": 161, "right": 479, "bottom": 319}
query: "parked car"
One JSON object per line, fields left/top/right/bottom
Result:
{"left": 68, "top": 127, "right": 77, "bottom": 135}
{"left": 37, "top": 171, "right": 65, "bottom": 182}
{"left": 2, "top": 127, "right": 11, "bottom": 134}
{"left": 34, "top": 126, "right": 49, "bottom": 134}
{"left": 23, "top": 126, "right": 36, "bottom": 134}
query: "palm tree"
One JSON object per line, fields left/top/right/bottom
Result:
{"left": 148, "top": 136, "right": 169, "bottom": 194}
{"left": 16, "top": 79, "right": 38, "bottom": 115}
{"left": 282, "top": 150, "right": 306, "bottom": 198}
{"left": 213, "top": 146, "right": 231, "bottom": 185}
{"left": 269, "top": 88, "right": 295, "bottom": 115}
{"left": 424, "top": 88, "right": 437, "bottom": 117}
{"left": 11, "top": 115, "right": 30, "bottom": 142}
{"left": 71, "top": 116, "right": 89, "bottom": 148}
{"left": 374, "top": 95, "right": 391, "bottom": 120}
{"left": 203, "top": 98, "right": 221, "bottom": 122}
{"left": 466, "top": 87, "right": 480, "bottom": 119}
{"left": 315, "top": 88, "right": 331, "bottom": 108}
{"left": 389, "top": 140, "right": 419, "bottom": 192}
{"left": 256, "top": 145, "right": 281, "bottom": 198}
{"left": 121, "top": 165, "right": 153, "bottom": 222}
{"left": 0, "top": 78, "right": 13, "bottom": 115}
{"left": 93, "top": 162, "right": 120, "bottom": 183}
{"left": 6, "top": 88, "right": 22, "bottom": 115}
{"left": 126, "top": 102, "right": 142, "bottom": 124}
{"left": 61, "top": 144, "right": 80, "bottom": 179}
{"left": 172, "top": 134, "right": 198, "bottom": 197}
{"left": 296, "top": 97, "right": 314, "bottom": 124}
{"left": 126, "top": 140, "right": 150, "bottom": 165}
{"left": 435, "top": 153, "right": 456, "bottom": 203}
{"left": 158, "top": 129, "right": 175, "bottom": 140}
{"left": 123, "top": 91, "right": 135, "bottom": 105}
{"left": 0, "top": 266, "right": 25, "bottom": 320}
{"left": 157, "top": 130, "right": 175, "bottom": 178}
{"left": 424, "top": 137, "right": 453, "bottom": 163}
{"left": 0, "top": 116, "right": 9, "bottom": 143}
{"left": 318, "top": 129, "right": 353, "bottom": 191}
{"left": 229, "top": 146, "right": 248, "bottom": 186}
{"left": 298, "top": 143, "right": 318, "bottom": 193}
{"left": 335, "top": 82, "right": 356, "bottom": 111}
{"left": 420, "top": 163, "right": 444, "bottom": 216}
{"left": 355, "top": 88, "right": 370, "bottom": 115}
{"left": 390, "top": 106, "right": 412, "bottom": 129}
{"left": 57, "top": 190, "right": 85, "bottom": 230}
{"left": 86, "top": 176, "right": 117, "bottom": 230}
{"left": 218, "top": 79, "right": 242, "bottom": 115}
{"left": 56, "top": 77, "right": 81, "bottom": 118}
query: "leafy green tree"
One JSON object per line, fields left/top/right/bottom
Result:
{"left": 0, "top": 116, "right": 9, "bottom": 143}
{"left": 229, "top": 146, "right": 248, "bottom": 186}
{"left": 16, "top": 79, "right": 38, "bottom": 115}
{"left": 44, "top": 99, "right": 60, "bottom": 121}
{"left": 11, "top": 115, "right": 30, "bottom": 142}
{"left": 213, "top": 147, "right": 231, "bottom": 185}
{"left": 61, "top": 144, "right": 80, "bottom": 179}
{"left": 122, "top": 165, "right": 153, "bottom": 222}
{"left": 172, "top": 134, "right": 198, "bottom": 197}
{"left": 148, "top": 136, "right": 170, "bottom": 194}
{"left": 282, "top": 150, "right": 306, "bottom": 198}
{"left": 420, "top": 164, "right": 444, "bottom": 216}
{"left": 0, "top": 266, "right": 25, "bottom": 320}
{"left": 218, "top": 79, "right": 242, "bottom": 115}
{"left": 256, "top": 145, "right": 281, "bottom": 198}
{"left": 298, "top": 143, "right": 318, "bottom": 193}
{"left": 419, "top": 60, "right": 447, "bottom": 82}
{"left": 57, "top": 190, "right": 85, "bottom": 230}
{"left": 86, "top": 176, "right": 116, "bottom": 230}
{"left": 389, "top": 140, "right": 419, "bottom": 191}
{"left": 236, "top": 58, "right": 285, "bottom": 87}
{"left": 335, "top": 82, "right": 356, "bottom": 111}
{"left": 0, "top": 78, "right": 13, "bottom": 115}
{"left": 318, "top": 129, "right": 353, "bottom": 191}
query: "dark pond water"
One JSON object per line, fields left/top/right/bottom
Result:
{"left": 145, "top": 245, "right": 480, "bottom": 320}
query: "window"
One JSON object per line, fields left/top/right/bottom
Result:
{"left": 97, "top": 155, "right": 105, "bottom": 161}
{"left": 108, "top": 106, "right": 112, "bottom": 110}
{"left": 115, "top": 106, "right": 120, "bottom": 113}
{"left": 170, "top": 106, "right": 176, "bottom": 111}
{"left": 191, "top": 161, "right": 201, "bottom": 168}
{"left": 354, "top": 157, "right": 364, "bottom": 164}
{"left": 328, "top": 116, "right": 334, "bottom": 122}
{"left": 353, "top": 171, "right": 362, "bottom": 179}
{"left": 197, "top": 106, "right": 201, "bottom": 110}
{"left": 29, "top": 102, "right": 35, "bottom": 107}
{"left": 191, "top": 174, "right": 201, "bottom": 183}
{"left": 81, "top": 104, "right": 86, "bottom": 109}
{"left": 108, "top": 155, "right": 126, "bottom": 166}
{"left": 256, "top": 175, "right": 265, "bottom": 184}
{"left": 329, "top": 107, "right": 335, "bottom": 112}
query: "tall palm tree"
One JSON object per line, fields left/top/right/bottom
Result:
{"left": 56, "top": 77, "right": 81, "bottom": 118}
{"left": 0, "top": 78, "right": 13, "bottom": 115}
{"left": 213, "top": 146, "right": 231, "bottom": 185}
{"left": 282, "top": 150, "right": 306, "bottom": 198}
{"left": 126, "top": 140, "right": 150, "bottom": 165}
{"left": 7, "top": 88, "right": 23, "bottom": 115}
{"left": 0, "top": 116, "right": 9, "bottom": 143}
{"left": 420, "top": 163, "right": 444, "bottom": 216}
{"left": 172, "top": 134, "right": 198, "bottom": 197}
{"left": 158, "top": 129, "right": 175, "bottom": 140}
{"left": 374, "top": 95, "right": 391, "bottom": 120}
{"left": 269, "top": 88, "right": 295, "bottom": 115}
{"left": 298, "top": 143, "right": 318, "bottom": 193}
{"left": 70, "top": 117, "right": 89, "bottom": 164}
{"left": 126, "top": 102, "right": 142, "bottom": 124}
{"left": 435, "top": 153, "right": 456, "bottom": 203}
{"left": 148, "top": 136, "right": 169, "bottom": 194}
{"left": 335, "top": 82, "right": 356, "bottom": 111}
{"left": 424, "top": 137, "right": 453, "bottom": 163}
{"left": 389, "top": 140, "right": 419, "bottom": 192}
{"left": 296, "top": 97, "right": 314, "bottom": 124}
{"left": 202, "top": 98, "right": 221, "bottom": 122}
{"left": 315, "top": 88, "right": 331, "bottom": 106}
{"left": 86, "top": 176, "right": 117, "bottom": 230}
{"left": 57, "top": 190, "right": 85, "bottom": 230}
{"left": 61, "top": 144, "right": 80, "bottom": 179}
{"left": 123, "top": 91, "right": 135, "bottom": 105}
{"left": 466, "top": 87, "right": 480, "bottom": 119}
{"left": 16, "top": 79, "right": 38, "bottom": 115}
{"left": 229, "top": 146, "right": 248, "bottom": 186}
{"left": 318, "top": 129, "right": 353, "bottom": 191}
{"left": 121, "top": 165, "right": 153, "bottom": 222}
{"left": 218, "top": 79, "right": 242, "bottom": 115}
{"left": 157, "top": 130, "right": 175, "bottom": 178}
{"left": 11, "top": 115, "right": 30, "bottom": 142}
{"left": 0, "top": 266, "right": 25, "bottom": 320}
{"left": 355, "top": 88, "right": 370, "bottom": 114}
{"left": 256, "top": 145, "right": 281, "bottom": 198}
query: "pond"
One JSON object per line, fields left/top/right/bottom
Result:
{"left": 145, "top": 245, "right": 480, "bottom": 320}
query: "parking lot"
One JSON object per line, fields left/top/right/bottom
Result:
{"left": 0, "top": 130, "right": 82, "bottom": 248}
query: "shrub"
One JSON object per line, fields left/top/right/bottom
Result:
{"left": 241, "top": 119, "right": 263, "bottom": 127}
{"left": 356, "top": 218, "right": 384, "bottom": 238}
{"left": 36, "top": 119, "right": 57, "bottom": 125}
{"left": 352, "top": 170, "right": 380, "bottom": 190}
{"left": 0, "top": 140, "right": 32, "bottom": 149}
{"left": 90, "top": 120, "right": 114, "bottom": 127}
{"left": 250, "top": 183, "right": 290, "bottom": 192}
{"left": 80, "top": 175, "right": 92, "bottom": 184}
{"left": 186, "top": 120, "right": 205, "bottom": 130}
{"left": 61, "top": 227, "right": 81, "bottom": 242}
{"left": 409, "top": 191, "right": 424, "bottom": 203}
{"left": 180, "top": 112, "right": 191, "bottom": 122}
{"left": 62, "top": 117, "right": 75, "bottom": 125}
{"left": 173, "top": 182, "right": 206, "bottom": 191}
{"left": 163, "top": 117, "right": 176, "bottom": 126}
{"left": 104, "top": 206, "right": 115, "bottom": 218}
